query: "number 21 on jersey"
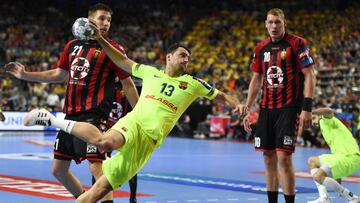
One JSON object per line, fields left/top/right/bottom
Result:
{"left": 72, "top": 45, "right": 83, "bottom": 56}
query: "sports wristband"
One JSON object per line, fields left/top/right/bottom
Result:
{"left": 302, "top": 97, "right": 312, "bottom": 112}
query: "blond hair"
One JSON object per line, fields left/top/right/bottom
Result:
{"left": 267, "top": 8, "right": 285, "bottom": 19}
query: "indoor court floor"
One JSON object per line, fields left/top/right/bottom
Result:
{"left": 0, "top": 131, "right": 359, "bottom": 203}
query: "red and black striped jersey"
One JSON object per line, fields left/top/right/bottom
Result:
{"left": 57, "top": 39, "right": 129, "bottom": 115}
{"left": 251, "top": 33, "right": 315, "bottom": 109}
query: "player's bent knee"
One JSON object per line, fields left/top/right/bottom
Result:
{"left": 313, "top": 172, "right": 324, "bottom": 184}
{"left": 51, "top": 167, "right": 68, "bottom": 179}
{"left": 312, "top": 168, "right": 327, "bottom": 184}
{"left": 102, "top": 130, "right": 125, "bottom": 150}
{"left": 277, "top": 155, "right": 292, "bottom": 167}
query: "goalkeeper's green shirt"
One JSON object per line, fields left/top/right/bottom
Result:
{"left": 129, "top": 63, "right": 219, "bottom": 147}
{"left": 320, "top": 116, "right": 360, "bottom": 155}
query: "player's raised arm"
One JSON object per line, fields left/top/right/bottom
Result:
{"left": 4, "top": 62, "right": 68, "bottom": 83}
{"left": 88, "top": 18, "right": 135, "bottom": 74}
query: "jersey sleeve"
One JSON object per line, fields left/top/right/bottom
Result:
{"left": 131, "top": 63, "right": 158, "bottom": 79}
{"left": 108, "top": 40, "right": 130, "bottom": 80}
{"left": 251, "top": 44, "right": 262, "bottom": 73}
{"left": 56, "top": 40, "right": 75, "bottom": 71}
{"left": 296, "top": 38, "right": 315, "bottom": 68}
{"left": 192, "top": 77, "right": 219, "bottom": 100}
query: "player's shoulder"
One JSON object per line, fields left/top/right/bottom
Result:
{"left": 134, "top": 63, "right": 160, "bottom": 72}
{"left": 63, "top": 39, "right": 78, "bottom": 48}
{"left": 286, "top": 33, "right": 308, "bottom": 46}
{"left": 190, "top": 76, "right": 213, "bottom": 89}
{"left": 107, "top": 39, "right": 126, "bottom": 53}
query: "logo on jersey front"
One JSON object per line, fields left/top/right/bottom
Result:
{"left": 179, "top": 81, "right": 188, "bottom": 90}
{"left": 70, "top": 57, "right": 90, "bottom": 80}
{"left": 266, "top": 66, "right": 284, "bottom": 88}
{"left": 281, "top": 49, "right": 287, "bottom": 60}
{"left": 94, "top": 48, "right": 101, "bottom": 59}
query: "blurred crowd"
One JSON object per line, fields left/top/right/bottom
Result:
{"left": 0, "top": 0, "right": 359, "bottom": 145}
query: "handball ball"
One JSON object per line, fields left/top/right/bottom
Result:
{"left": 72, "top": 18, "right": 94, "bottom": 40}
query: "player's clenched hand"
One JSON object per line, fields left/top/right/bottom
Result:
{"left": 4, "top": 62, "right": 26, "bottom": 79}
{"left": 88, "top": 18, "right": 102, "bottom": 40}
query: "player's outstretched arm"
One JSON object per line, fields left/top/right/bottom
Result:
{"left": 313, "top": 108, "right": 335, "bottom": 118}
{"left": 214, "top": 91, "right": 244, "bottom": 114}
{"left": 4, "top": 62, "right": 67, "bottom": 83}
{"left": 88, "top": 19, "right": 135, "bottom": 74}
{"left": 239, "top": 72, "right": 262, "bottom": 133}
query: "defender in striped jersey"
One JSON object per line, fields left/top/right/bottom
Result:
{"left": 23, "top": 26, "right": 244, "bottom": 202}
{"left": 241, "top": 8, "right": 316, "bottom": 203}
{"left": 5, "top": 3, "right": 139, "bottom": 203}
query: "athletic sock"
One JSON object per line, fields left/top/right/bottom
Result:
{"left": 284, "top": 194, "right": 295, "bottom": 203}
{"left": 50, "top": 115, "right": 75, "bottom": 134}
{"left": 129, "top": 174, "right": 137, "bottom": 201}
{"left": 323, "top": 177, "right": 353, "bottom": 200}
{"left": 310, "top": 168, "right": 329, "bottom": 198}
{"left": 267, "top": 191, "right": 278, "bottom": 203}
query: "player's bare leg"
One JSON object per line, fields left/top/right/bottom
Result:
{"left": 264, "top": 152, "right": 279, "bottom": 203}
{"left": 24, "top": 109, "right": 125, "bottom": 150}
{"left": 277, "top": 151, "right": 295, "bottom": 202}
{"left": 308, "top": 156, "right": 360, "bottom": 203}
{"left": 89, "top": 161, "right": 113, "bottom": 202}
{"left": 307, "top": 156, "right": 330, "bottom": 203}
{"left": 76, "top": 175, "right": 113, "bottom": 203}
{"left": 52, "top": 159, "right": 84, "bottom": 198}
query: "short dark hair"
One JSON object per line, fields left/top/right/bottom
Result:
{"left": 88, "top": 3, "right": 113, "bottom": 16}
{"left": 166, "top": 43, "right": 191, "bottom": 55}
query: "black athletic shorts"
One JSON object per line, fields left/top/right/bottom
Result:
{"left": 254, "top": 108, "right": 300, "bottom": 153}
{"left": 53, "top": 111, "right": 108, "bottom": 164}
